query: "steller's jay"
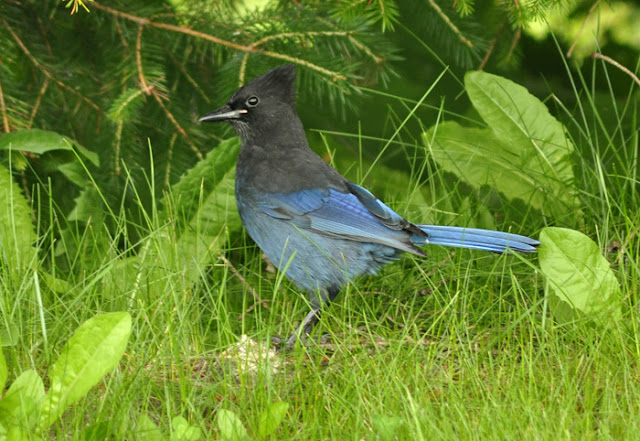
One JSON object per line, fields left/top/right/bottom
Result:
{"left": 200, "top": 65, "right": 539, "bottom": 349}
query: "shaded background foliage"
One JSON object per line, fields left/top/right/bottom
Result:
{"left": 0, "top": 0, "right": 638, "bottom": 248}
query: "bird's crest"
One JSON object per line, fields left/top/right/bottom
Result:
{"left": 241, "top": 64, "right": 297, "bottom": 104}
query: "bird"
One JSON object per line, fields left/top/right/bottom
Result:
{"left": 200, "top": 64, "right": 539, "bottom": 349}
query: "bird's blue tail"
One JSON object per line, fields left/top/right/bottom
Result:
{"left": 413, "top": 225, "right": 540, "bottom": 254}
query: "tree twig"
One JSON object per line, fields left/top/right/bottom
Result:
{"left": 135, "top": 25, "right": 151, "bottom": 95}
{"left": 478, "top": 20, "right": 506, "bottom": 71}
{"left": 427, "top": 0, "right": 474, "bottom": 49}
{"left": 591, "top": 53, "right": 640, "bottom": 88}
{"left": 505, "top": 28, "right": 521, "bottom": 64}
{"left": 0, "top": 79, "right": 9, "bottom": 133}
{"left": 218, "top": 255, "right": 271, "bottom": 318}
{"left": 27, "top": 78, "right": 50, "bottom": 129}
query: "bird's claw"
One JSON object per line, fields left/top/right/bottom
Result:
{"left": 271, "top": 332, "right": 332, "bottom": 352}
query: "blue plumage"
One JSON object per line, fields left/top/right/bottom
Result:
{"left": 200, "top": 65, "right": 539, "bottom": 348}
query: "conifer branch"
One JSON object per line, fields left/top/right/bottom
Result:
{"left": 167, "top": 51, "right": 210, "bottom": 104}
{"left": 135, "top": 25, "right": 151, "bottom": 95}
{"left": 252, "top": 30, "right": 384, "bottom": 66}
{"left": 252, "top": 30, "right": 352, "bottom": 47}
{"left": 346, "top": 34, "right": 385, "bottom": 64}
{"left": 511, "top": 0, "right": 523, "bottom": 26}
{"left": 91, "top": 2, "right": 347, "bottom": 81}
{"left": 427, "top": 0, "right": 474, "bottom": 49}
{"left": 134, "top": 23, "right": 203, "bottom": 160}
{"left": 2, "top": 19, "right": 101, "bottom": 113}
{"left": 239, "top": 53, "right": 251, "bottom": 86}
{"left": 315, "top": 15, "right": 385, "bottom": 65}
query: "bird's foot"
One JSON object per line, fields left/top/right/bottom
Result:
{"left": 270, "top": 335, "right": 287, "bottom": 350}
{"left": 270, "top": 333, "right": 308, "bottom": 352}
{"left": 271, "top": 332, "right": 332, "bottom": 352}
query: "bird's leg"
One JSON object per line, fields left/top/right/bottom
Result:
{"left": 273, "top": 286, "right": 339, "bottom": 351}
{"left": 284, "top": 307, "right": 321, "bottom": 349}
{"left": 271, "top": 307, "right": 320, "bottom": 351}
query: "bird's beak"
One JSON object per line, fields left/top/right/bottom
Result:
{"left": 199, "top": 105, "right": 247, "bottom": 123}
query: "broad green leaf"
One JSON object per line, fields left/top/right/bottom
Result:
{"left": 0, "top": 129, "right": 99, "bottom": 166}
{"left": 38, "top": 312, "right": 131, "bottom": 430}
{"left": 539, "top": 227, "right": 621, "bottom": 323}
{"left": 39, "top": 272, "right": 73, "bottom": 295}
{"left": 101, "top": 256, "right": 141, "bottom": 296}
{"left": 0, "top": 164, "right": 37, "bottom": 271}
{"left": 5, "top": 424, "right": 42, "bottom": 441}
{"left": 56, "top": 162, "right": 93, "bottom": 187}
{"left": 171, "top": 416, "right": 202, "bottom": 441}
{"left": 217, "top": 409, "right": 249, "bottom": 441}
{"left": 166, "top": 137, "right": 241, "bottom": 233}
{"left": 67, "top": 187, "right": 104, "bottom": 223}
{"left": 0, "top": 370, "right": 45, "bottom": 430}
{"left": 258, "top": 401, "right": 289, "bottom": 439}
{"left": 458, "top": 195, "right": 497, "bottom": 231}
{"left": 466, "top": 71, "right": 577, "bottom": 217}
{"left": 424, "top": 123, "right": 545, "bottom": 208}
{"left": 137, "top": 414, "right": 165, "bottom": 441}
{"left": 423, "top": 72, "right": 577, "bottom": 220}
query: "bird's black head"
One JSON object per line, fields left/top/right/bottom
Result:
{"left": 199, "top": 65, "right": 298, "bottom": 141}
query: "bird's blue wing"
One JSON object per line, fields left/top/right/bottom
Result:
{"left": 255, "top": 183, "right": 540, "bottom": 255}
{"left": 256, "top": 185, "right": 420, "bottom": 254}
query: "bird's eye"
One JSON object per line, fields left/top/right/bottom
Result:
{"left": 246, "top": 96, "right": 260, "bottom": 107}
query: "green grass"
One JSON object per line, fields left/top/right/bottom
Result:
{"left": 1, "top": 65, "right": 639, "bottom": 440}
